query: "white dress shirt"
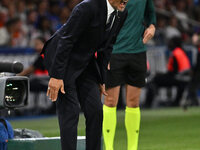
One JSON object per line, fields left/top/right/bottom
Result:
{"left": 106, "top": 0, "right": 115, "bottom": 24}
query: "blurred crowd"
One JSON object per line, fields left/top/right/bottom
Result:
{"left": 154, "top": 0, "right": 200, "bottom": 45}
{"left": 0, "top": 0, "right": 200, "bottom": 47}
{"left": 0, "top": 0, "right": 82, "bottom": 47}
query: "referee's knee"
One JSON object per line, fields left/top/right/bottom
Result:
{"left": 104, "top": 96, "right": 118, "bottom": 107}
{"left": 127, "top": 97, "right": 140, "bottom": 108}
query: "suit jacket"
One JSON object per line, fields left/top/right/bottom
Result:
{"left": 41, "top": 0, "right": 127, "bottom": 84}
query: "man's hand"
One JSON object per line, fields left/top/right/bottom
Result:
{"left": 107, "top": 62, "right": 110, "bottom": 70}
{"left": 47, "top": 78, "right": 65, "bottom": 102}
{"left": 100, "top": 84, "right": 108, "bottom": 96}
{"left": 143, "top": 24, "right": 155, "bottom": 44}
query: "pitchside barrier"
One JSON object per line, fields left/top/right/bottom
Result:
{"left": 8, "top": 136, "right": 86, "bottom": 150}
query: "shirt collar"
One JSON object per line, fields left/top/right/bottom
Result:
{"left": 106, "top": 0, "right": 115, "bottom": 17}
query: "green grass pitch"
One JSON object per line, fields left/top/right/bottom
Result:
{"left": 10, "top": 107, "right": 200, "bottom": 150}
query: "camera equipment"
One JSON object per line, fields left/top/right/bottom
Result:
{"left": 0, "top": 62, "right": 29, "bottom": 109}
{"left": 0, "top": 62, "right": 24, "bottom": 74}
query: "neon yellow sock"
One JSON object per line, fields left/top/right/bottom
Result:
{"left": 103, "top": 105, "right": 117, "bottom": 150}
{"left": 125, "top": 107, "right": 141, "bottom": 150}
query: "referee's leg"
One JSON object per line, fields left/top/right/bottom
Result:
{"left": 103, "top": 86, "right": 120, "bottom": 150}
{"left": 125, "top": 85, "right": 141, "bottom": 150}
{"left": 103, "top": 54, "right": 124, "bottom": 150}
{"left": 124, "top": 52, "right": 146, "bottom": 150}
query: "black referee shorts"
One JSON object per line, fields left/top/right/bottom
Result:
{"left": 106, "top": 52, "right": 147, "bottom": 88}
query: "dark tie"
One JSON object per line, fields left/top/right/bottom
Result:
{"left": 106, "top": 10, "right": 117, "bottom": 31}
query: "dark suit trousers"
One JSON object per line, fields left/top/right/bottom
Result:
{"left": 56, "top": 69, "right": 103, "bottom": 150}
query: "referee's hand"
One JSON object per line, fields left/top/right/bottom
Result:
{"left": 100, "top": 84, "right": 108, "bottom": 96}
{"left": 143, "top": 24, "right": 155, "bottom": 44}
{"left": 47, "top": 78, "right": 65, "bottom": 102}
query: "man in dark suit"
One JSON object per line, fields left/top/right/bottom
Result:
{"left": 41, "top": 0, "right": 128, "bottom": 149}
